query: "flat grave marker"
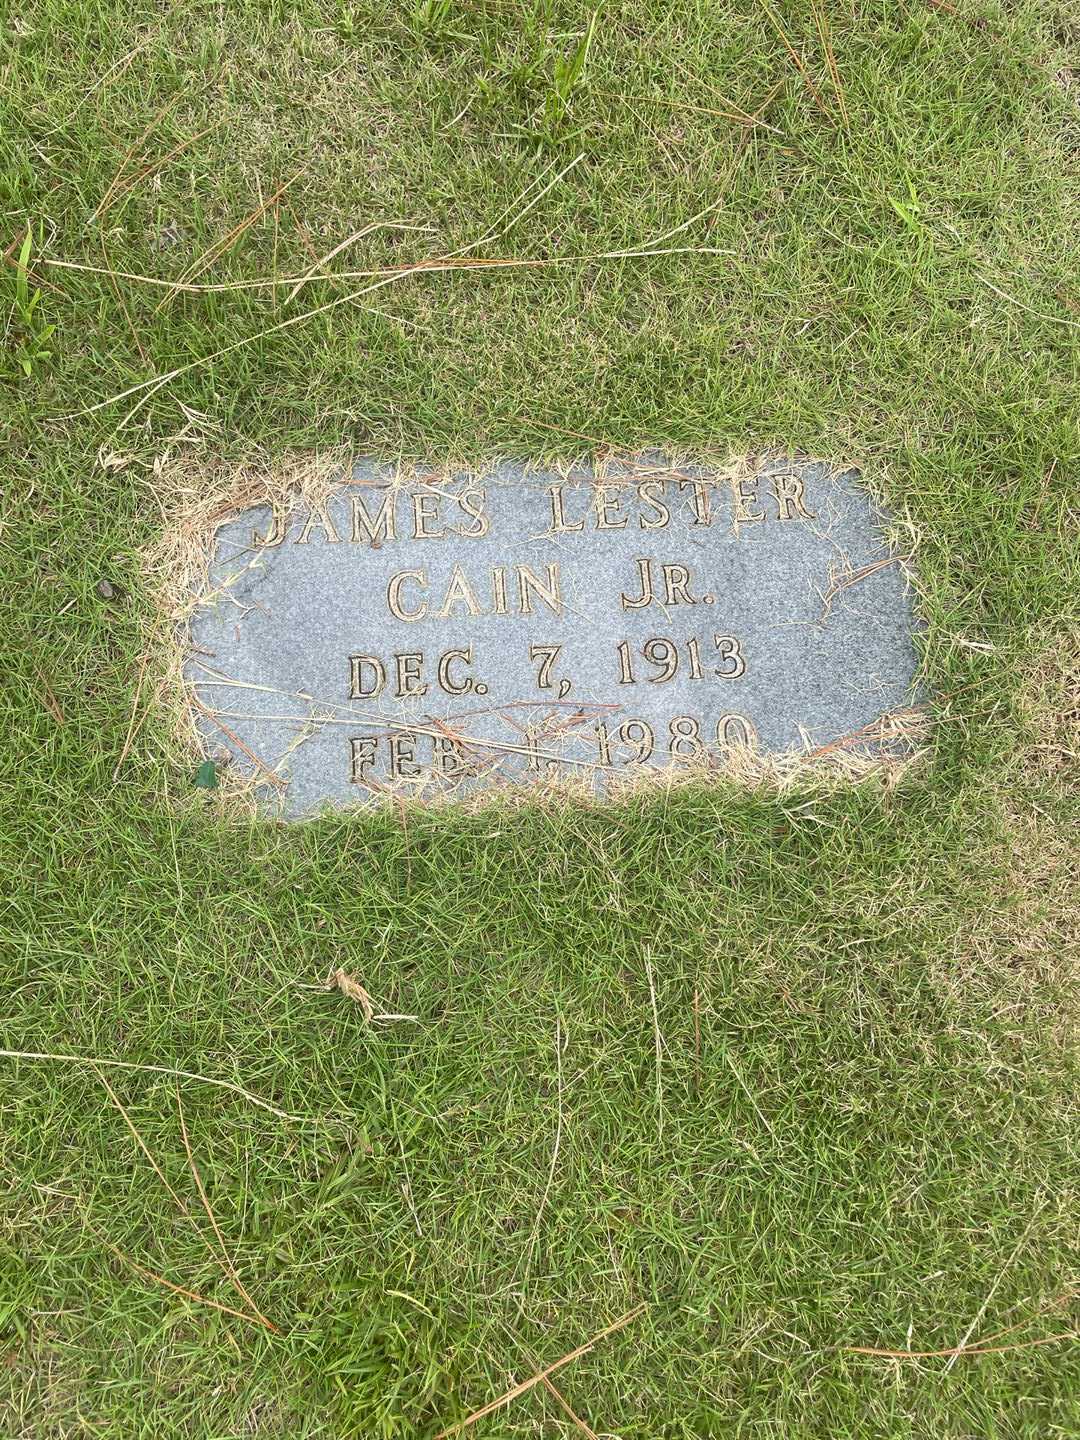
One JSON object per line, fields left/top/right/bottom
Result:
{"left": 183, "top": 456, "right": 921, "bottom": 816}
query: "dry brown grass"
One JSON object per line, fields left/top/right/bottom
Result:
{"left": 1011, "top": 629, "right": 1080, "bottom": 788}
{"left": 995, "top": 633, "right": 1078, "bottom": 982}
{"left": 945, "top": 632, "right": 1080, "bottom": 1038}
{"left": 138, "top": 447, "right": 354, "bottom": 807}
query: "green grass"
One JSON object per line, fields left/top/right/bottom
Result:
{"left": 1, "top": 1, "right": 1078, "bottom": 1435}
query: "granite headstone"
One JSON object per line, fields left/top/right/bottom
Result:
{"left": 184, "top": 456, "right": 921, "bottom": 816}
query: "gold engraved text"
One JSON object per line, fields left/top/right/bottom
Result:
{"left": 351, "top": 490, "right": 396, "bottom": 546}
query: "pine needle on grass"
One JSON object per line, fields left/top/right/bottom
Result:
{"left": 688, "top": 63, "right": 783, "bottom": 130}
{"left": 154, "top": 171, "right": 302, "bottom": 312}
{"left": 433, "top": 1304, "right": 646, "bottom": 1438}
{"left": 645, "top": 952, "right": 664, "bottom": 1141}
{"left": 283, "top": 220, "right": 437, "bottom": 306}
{"left": 539, "top": 1373, "right": 599, "bottom": 1438}
{"left": 518, "top": 1017, "right": 564, "bottom": 1286}
{"left": 755, "top": 0, "right": 833, "bottom": 121}
{"left": 595, "top": 87, "right": 783, "bottom": 133}
{"left": 40, "top": 242, "right": 731, "bottom": 296}
{"left": 0, "top": 1047, "right": 309, "bottom": 1123}
{"left": 104, "top": 122, "right": 220, "bottom": 217}
{"left": 94, "top": 1064, "right": 275, "bottom": 1331}
{"left": 93, "top": 1064, "right": 195, "bottom": 1219}
{"left": 845, "top": 1283, "right": 1079, "bottom": 1361}
{"left": 943, "top": 1200, "right": 1044, "bottom": 1372}
{"left": 100, "top": 1236, "right": 277, "bottom": 1332}
{"left": 176, "top": 1085, "right": 278, "bottom": 1332}
{"left": 90, "top": 95, "right": 181, "bottom": 220}
{"left": 64, "top": 154, "right": 591, "bottom": 423}
{"left": 33, "top": 667, "right": 65, "bottom": 725}
{"left": 809, "top": 0, "right": 849, "bottom": 128}
{"left": 845, "top": 1331, "right": 1079, "bottom": 1359}
{"left": 113, "top": 642, "right": 166, "bottom": 781}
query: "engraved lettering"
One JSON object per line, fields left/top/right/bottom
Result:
{"left": 412, "top": 492, "right": 444, "bottom": 540}
{"left": 395, "top": 653, "right": 427, "bottom": 698}
{"left": 678, "top": 479, "right": 712, "bottom": 527}
{"left": 621, "top": 557, "right": 655, "bottom": 610}
{"left": 643, "top": 637, "right": 678, "bottom": 682}
{"left": 349, "top": 654, "right": 386, "bottom": 699}
{"left": 594, "top": 485, "right": 629, "bottom": 529}
{"left": 524, "top": 726, "right": 557, "bottom": 774}
{"left": 772, "top": 472, "right": 816, "bottom": 522}
{"left": 619, "top": 718, "right": 654, "bottom": 763}
{"left": 349, "top": 736, "right": 379, "bottom": 783}
{"left": 295, "top": 502, "right": 340, "bottom": 545}
{"left": 490, "top": 566, "right": 509, "bottom": 615}
{"left": 546, "top": 484, "right": 585, "bottom": 534}
{"left": 529, "top": 643, "right": 562, "bottom": 690}
{"left": 662, "top": 563, "right": 696, "bottom": 605}
{"left": 437, "top": 647, "right": 474, "bottom": 695}
{"left": 195, "top": 461, "right": 914, "bottom": 807}
{"left": 732, "top": 474, "right": 765, "bottom": 525}
{"left": 716, "top": 714, "right": 757, "bottom": 749}
{"left": 439, "top": 565, "right": 483, "bottom": 618}
{"left": 594, "top": 721, "right": 613, "bottom": 766}
{"left": 351, "top": 489, "right": 396, "bottom": 546}
{"left": 388, "top": 731, "right": 420, "bottom": 779}
{"left": 432, "top": 733, "right": 465, "bottom": 777}
{"left": 669, "top": 715, "right": 704, "bottom": 758}
{"left": 637, "top": 481, "right": 670, "bottom": 531}
{"left": 713, "top": 635, "right": 746, "bottom": 678}
{"left": 457, "top": 488, "right": 490, "bottom": 537}
{"left": 252, "top": 508, "right": 286, "bottom": 547}
{"left": 517, "top": 564, "right": 562, "bottom": 616}
{"left": 386, "top": 569, "right": 428, "bottom": 620}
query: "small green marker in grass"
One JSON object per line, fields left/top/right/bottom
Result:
{"left": 194, "top": 758, "right": 217, "bottom": 789}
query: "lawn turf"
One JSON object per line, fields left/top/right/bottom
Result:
{"left": 1, "top": 1, "right": 1078, "bottom": 1436}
